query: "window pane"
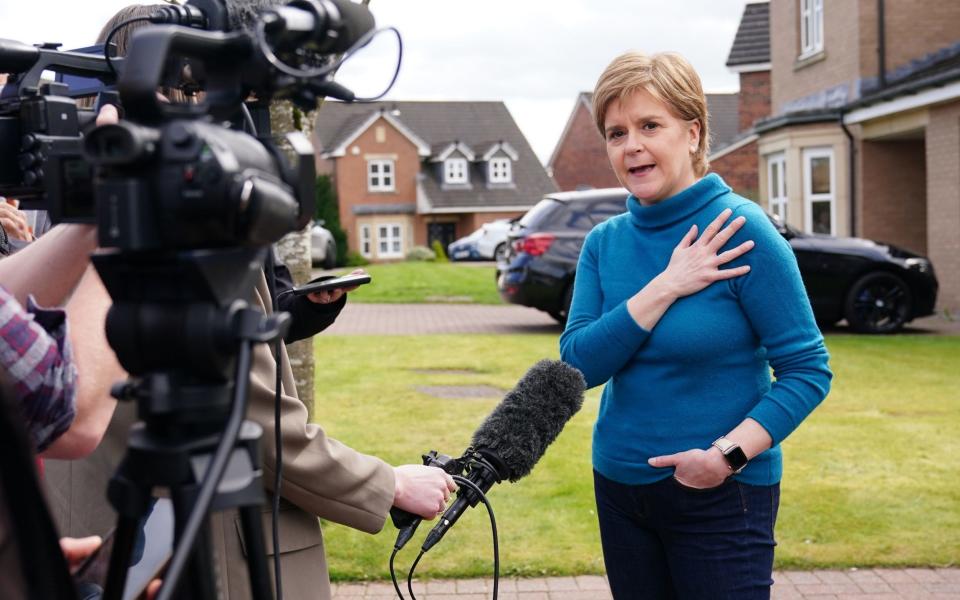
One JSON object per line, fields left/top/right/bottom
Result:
{"left": 371, "top": 176, "right": 379, "bottom": 186}
{"left": 392, "top": 240, "right": 400, "bottom": 252}
{"left": 379, "top": 226, "right": 388, "bottom": 237}
{"left": 371, "top": 163, "right": 379, "bottom": 174}
{"left": 812, "top": 201, "right": 831, "bottom": 234}
{"left": 771, "top": 162, "right": 779, "bottom": 196}
{"left": 384, "top": 175, "right": 392, "bottom": 186}
{"left": 392, "top": 225, "right": 400, "bottom": 236}
{"left": 810, "top": 157, "right": 830, "bottom": 194}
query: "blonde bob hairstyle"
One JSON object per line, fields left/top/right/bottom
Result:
{"left": 592, "top": 51, "right": 710, "bottom": 177}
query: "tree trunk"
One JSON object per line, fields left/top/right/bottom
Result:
{"left": 270, "top": 101, "right": 317, "bottom": 420}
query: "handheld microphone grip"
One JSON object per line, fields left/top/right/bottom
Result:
{"left": 391, "top": 451, "right": 460, "bottom": 550}
{"left": 421, "top": 449, "right": 506, "bottom": 552}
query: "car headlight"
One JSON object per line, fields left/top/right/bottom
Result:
{"left": 905, "top": 257, "right": 932, "bottom": 273}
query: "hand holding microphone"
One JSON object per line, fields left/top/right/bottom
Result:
{"left": 392, "top": 464, "right": 458, "bottom": 520}
{"left": 392, "top": 359, "right": 586, "bottom": 552}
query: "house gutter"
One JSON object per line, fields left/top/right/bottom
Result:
{"left": 877, "top": 0, "right": 887, "bottom": 89}
{"left": 839, "top": 111, "right": 857, "bottom": 237}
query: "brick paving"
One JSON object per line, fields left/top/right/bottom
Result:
{"left": 331, "top": 568, "right": 960, "bottom": 599}
{"left": 324, "top": 302, "right": 958, "bottom": 598}
{"left": 323, "top": 303, "right": 960, "bottom": 337}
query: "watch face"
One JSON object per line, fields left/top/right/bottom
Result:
{"left": 726, "top": 446, "right": 748, "bottom": 472}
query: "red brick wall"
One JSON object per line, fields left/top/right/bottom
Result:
{"left": 709, "top": 140, "right": 759, "bottom": 201}
{"left": 860, "top": 140, "right": 927, "bottom": 255}
{"left": 739, "top": 71, "right": 771, "bottom": 131}
{"left": 550, "top": 102, "right": 621, "bottom": 191}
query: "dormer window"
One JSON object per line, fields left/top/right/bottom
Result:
{"left": 488, "top": 157, "right": 512, "bottom": 183}
{"left": 444, "top": 158, "right": 469, "bottom": 184}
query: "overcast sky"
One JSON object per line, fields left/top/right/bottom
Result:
{"left": 0, "top": 0, "right": 751, "bottom": 162}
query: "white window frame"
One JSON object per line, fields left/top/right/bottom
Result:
{"left": 767, "top": 152, "right": 788, "bottom": 223}
{"left": 444, "top": 158, "right": 469, "bottom": 184}
{"left": 377, "top": 223, "right": 403, "bottom": 258}
{"left": 799, "top": 0, "right": 824, "bottom": 58}
{"left": 367, "top": 159, "right": 395, "bottom": 192}
{"left": 802, "top": 147, "right": 835, "bottom": 236}
{"left": 488, "top": 157, "right": 512, "bottom": 183}
{"left": 359, "top": 224, "right": 372, "bottom": 257}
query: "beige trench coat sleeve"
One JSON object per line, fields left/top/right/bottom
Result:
{"left": 249, "top": 272, "right": 396, "bottom": 531}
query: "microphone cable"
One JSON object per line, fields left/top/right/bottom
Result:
{"left": 266, "top": 252, "right": 285, "bottom": 600}
{"left": 255, "top": 22, "right": 403, "bottom": 102}
{"left": 400, "top": 475, "right": 500, "bottom": 600}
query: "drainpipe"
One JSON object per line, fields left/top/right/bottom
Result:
{"left": 839, "top": 111, "right": 857, "bottom": 238}
{"left": 877, "top": 0, "right": 887, "bottom": 88}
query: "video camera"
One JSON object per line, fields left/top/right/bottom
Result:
{"left": 0, "top": 1, "right": 380, "bottom": 598}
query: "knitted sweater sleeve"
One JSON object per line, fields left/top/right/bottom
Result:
{"left": 559, "top": 226, "right": 650, "bottom": 389}
{"left": 727, "top": 202, "right": 833, "bottom": 445}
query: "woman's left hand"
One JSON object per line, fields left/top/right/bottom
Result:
{"left": 648, "top": 447, "right": 730, "bottom": 489}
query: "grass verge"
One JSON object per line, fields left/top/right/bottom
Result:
{"left": 328, "top": 262, "right": 502, "bottom": 304}
{"left": 312, "top": 333, "right": 960, "bottom": 580}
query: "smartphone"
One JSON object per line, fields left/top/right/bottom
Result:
{"left": 291, "top": 273, "right": 372, "bottom": 296}
{"left": 73, "top": 498, "right": 174, "bottom": 600}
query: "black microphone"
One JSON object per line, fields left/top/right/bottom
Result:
{"left": 419, "top": 359, "right": 586, "bottom": 552}
{"left": 260, "top": 0, "right": 376, "bottom": 55}
{"left": 177, "top": 0, "right": 375, "bottom": 52}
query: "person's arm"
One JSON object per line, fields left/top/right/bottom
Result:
{"left": 272, "top": 259, "right": 346, "bottom": 343}
{"left": 0, "top": 286, "right": 76, "bottom": 453}
{"left": 648, "top": 203, "right": 831, "bottom": 487}
{"left": 249, "top": 272, "right": 455, "bottom": 531}
{"left": 42, "top": 267, "right": 122, "bottom": 459}
{"left": 560, "top": 209, "right": 753, "bottom": 388}
{"left": 0, "top": 224, "right": 97, "bottom": 307}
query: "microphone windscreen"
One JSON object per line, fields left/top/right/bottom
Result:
{"left": 225, "top": 0, "right": 278, "bottom": 32}
{"left": 470, "top": 360, "right": 586, "bottom": 482}
{"left": 326, "top": 0, "right": 375, "bottom": 53}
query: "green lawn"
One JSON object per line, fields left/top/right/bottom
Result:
{"left": 312, "top": 334, "right": 960, "bottom": 581}
{"left": 330, "top": 262, "right": 503, "bottom": 304}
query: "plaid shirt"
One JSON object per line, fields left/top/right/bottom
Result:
{"left": 0, "top": 285, "right": 76, "bottom": 452}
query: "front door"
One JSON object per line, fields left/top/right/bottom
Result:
{"left": 427, "top": 222, "right": 456, "bottom": 255}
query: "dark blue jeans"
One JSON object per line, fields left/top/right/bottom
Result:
{"left": 594, "top": 470, "right": 779, "bottom": 600}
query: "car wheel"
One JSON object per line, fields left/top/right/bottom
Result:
{"left": 494, "top": 242, "right": 508, "bottom": 263}
{"left": 844, "top": 271, "right": 912, "bottom": 334}
{"left": 322, "top": 241, "right": 337, "bottom": 269}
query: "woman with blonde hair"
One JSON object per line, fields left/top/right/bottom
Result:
{"left": 560, "top": 51, "right": 832, "bottom": 599}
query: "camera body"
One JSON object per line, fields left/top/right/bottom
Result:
{"left": 0, "top": 41, "right": 116, "bottom": 223}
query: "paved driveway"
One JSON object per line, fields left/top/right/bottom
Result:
{"left": 326, "top": 302, "right": 959, "bottom": 336}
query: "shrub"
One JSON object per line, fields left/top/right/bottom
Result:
{"left": 314, "top": 175, "right": 348, "bottom": 266}
{"left": 344, "top": 251, "right": 370, "bottom": 266}
{"left": 405, "top": 246, "right": 436, "bottom": 262}
{"left": 431, "top": 239, "right": 448, "bottom": 262}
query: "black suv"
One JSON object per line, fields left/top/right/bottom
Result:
{"left": 497, "top": 189, "right": 938, "bottom": 333}
{"left": 496, "top": 188, "right": 628, "bottom": 323}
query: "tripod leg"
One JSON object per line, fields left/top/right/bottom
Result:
{"left": 238, "top": 504, "right": 274, "bottom": 600}
{"left": 102, "top": 516, "right": 141, "bottom": 600}
{"left": 171, "top": 492, "right": 220, "bottom": 600}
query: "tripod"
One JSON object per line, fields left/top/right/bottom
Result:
{"left": 94, "top": 247, "right": 285, "bottom": 600}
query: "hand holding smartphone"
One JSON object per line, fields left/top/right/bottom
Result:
{"left": 291, "top": 271, "right": 371, "bottom": 297}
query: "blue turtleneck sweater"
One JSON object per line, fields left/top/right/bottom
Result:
{"left": 560, "top": 174, "right": 831, "bottom": 486}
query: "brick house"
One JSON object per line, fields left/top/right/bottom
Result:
{"left": 548, "top": 92, "right": 741, "bottom": 192}
{"left": 313, "top": 101, "right": 556, "bottom": 260}
{"left": 708, "top": 1, "right": 771, "bottom": 201}
{"left": 750, "top": 0, "right": 960, "bottom": 312}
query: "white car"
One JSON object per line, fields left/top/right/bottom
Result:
{"left": 448, "top": 219, "right": 514, "bottom": 261}
{"left": 311, "top": 222, "right": 337, "bottom": 268}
